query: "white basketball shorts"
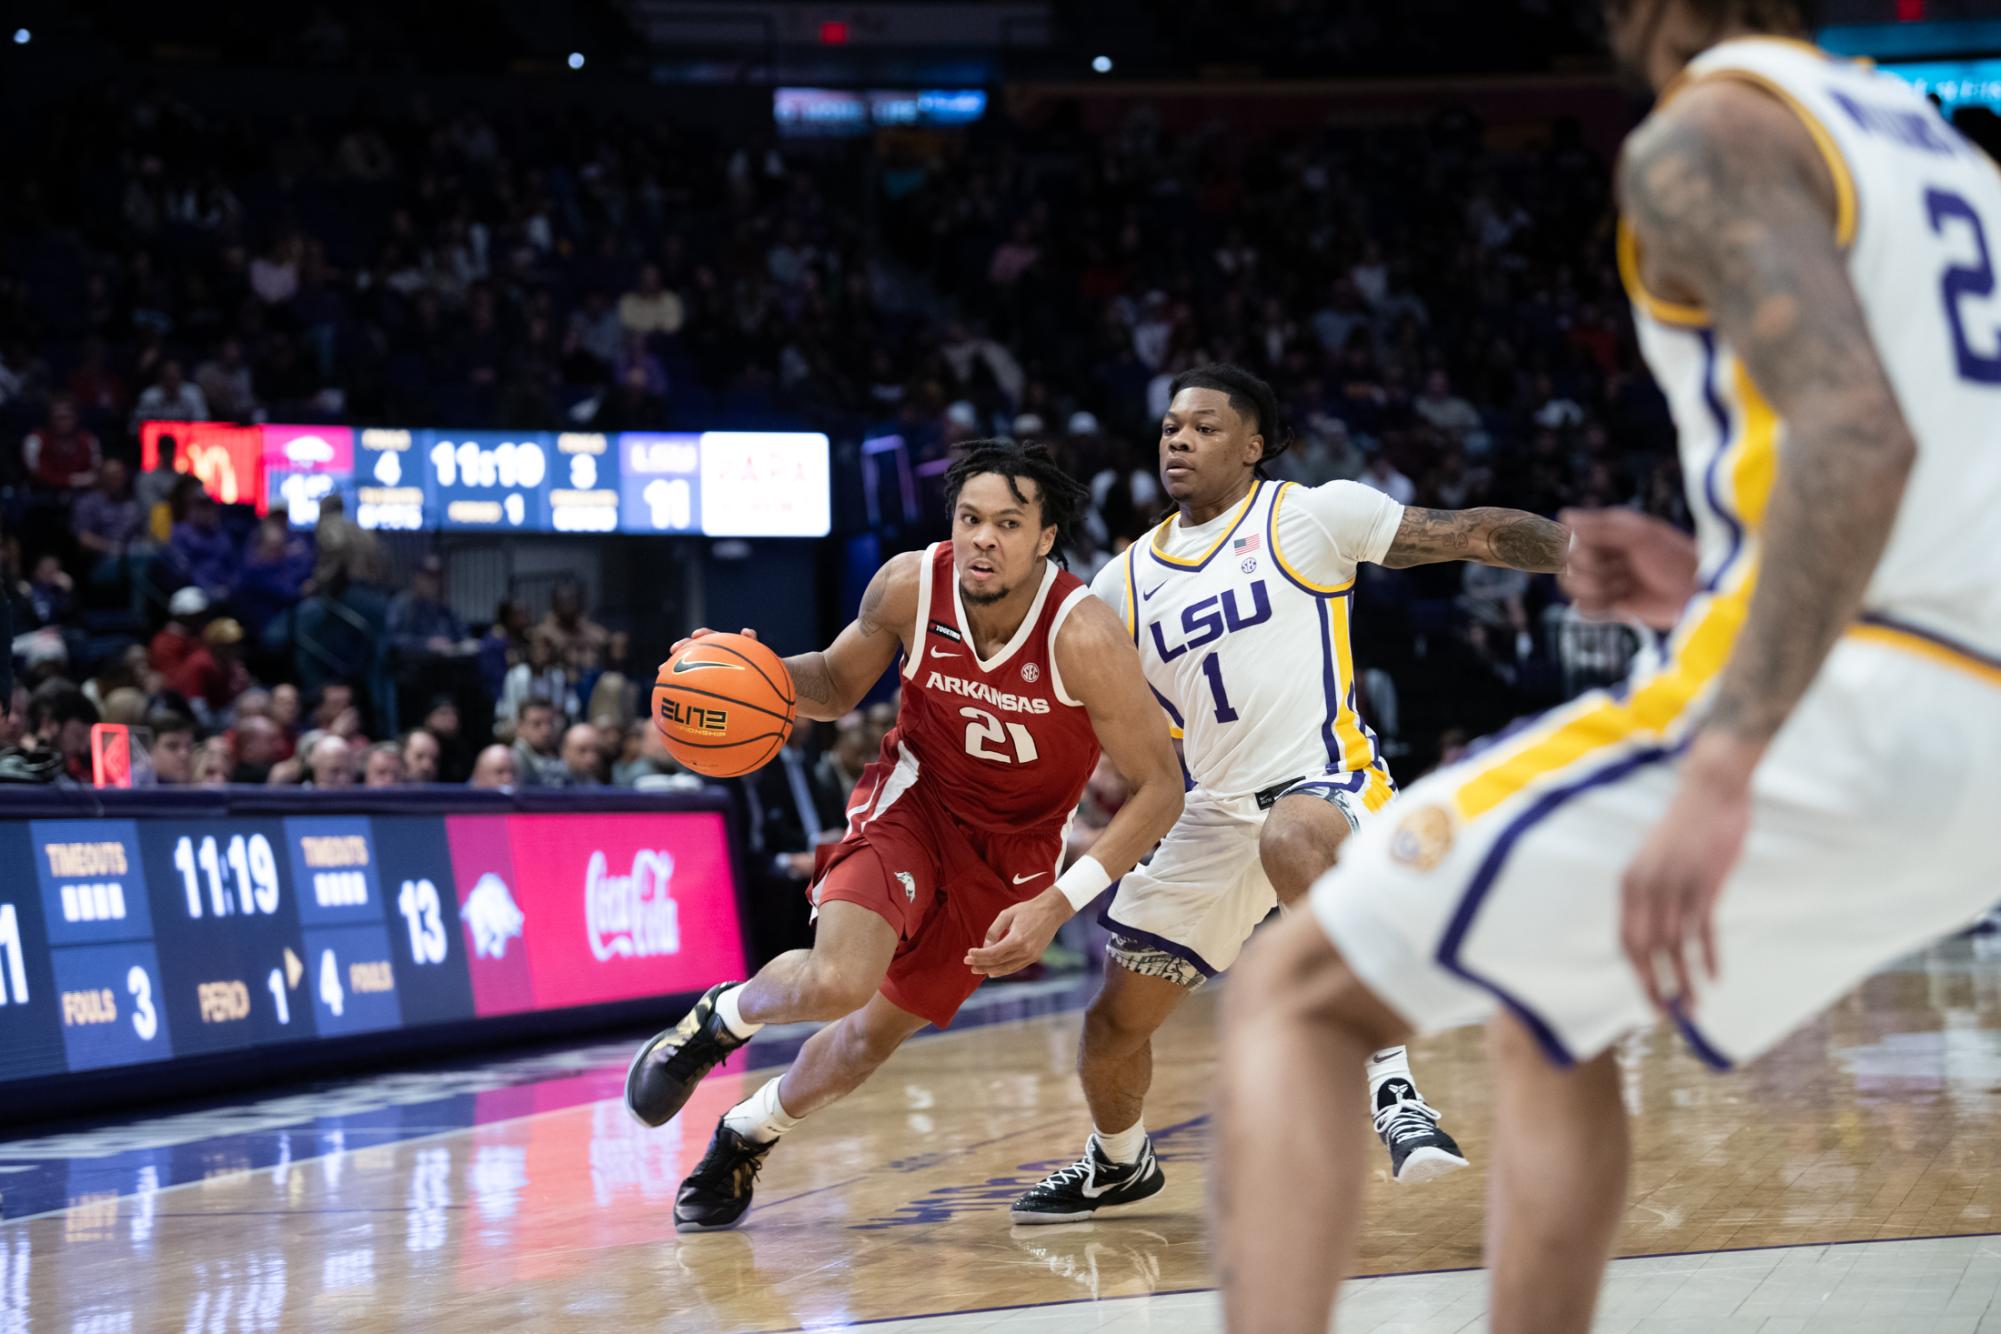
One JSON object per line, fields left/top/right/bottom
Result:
{"left": 1311, "top": 621, "right": 2001, "bottom": 1069}
{"left": 1103, "top": 763, "right": 1396, "bottom": 983}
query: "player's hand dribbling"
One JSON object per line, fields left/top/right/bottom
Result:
{"left": 664, "top": 626, "right": 758, "bottom": 658}
{"left": 1560, "top": 508, "right": 1700, "bottom": 631}
{"left": 964, "top": 890, "right": 1070, "bottom": 978}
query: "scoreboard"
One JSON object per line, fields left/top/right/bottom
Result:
{"left": 145, "top": 419, "right": 831, "bottom": 538}
{"left": 0, "top": 797, "right": 748, "bottom": 1088}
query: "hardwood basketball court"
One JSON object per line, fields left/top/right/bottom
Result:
{"left": 6, "top": 942, "right": 2001, "bottom": 1332}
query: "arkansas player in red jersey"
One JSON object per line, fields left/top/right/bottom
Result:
{"left": 625, "top": 439, "right": 1184, "bottom": 1232}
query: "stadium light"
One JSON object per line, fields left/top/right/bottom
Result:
{"left": 567, "top": 51, "right": 585, "bottom": 70}
{"left": 1091, "top": 54, "right": 1113, "bottom": 74}
{"left": 12, "top": 29, "right": 28, "bottom": 45}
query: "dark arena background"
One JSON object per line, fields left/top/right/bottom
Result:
{"left": 2, "top": 2, "right": 2000, "bottom": 1330}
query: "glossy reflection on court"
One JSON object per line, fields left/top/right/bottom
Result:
{"left": 9, "top": 941, "right": 2001, "bottom": 1333}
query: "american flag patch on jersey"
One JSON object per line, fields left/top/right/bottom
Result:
{"left": 1233, "top": 533, "right": 1261, "bottom": 554}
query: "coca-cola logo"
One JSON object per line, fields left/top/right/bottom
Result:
{"left": 585, "top": 849, "right": 682, "bottom": 962}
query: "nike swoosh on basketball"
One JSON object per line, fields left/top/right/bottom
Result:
{"left": 930, "top": 647, "right": 961, "bottom": 659}
{"left": 1141, "top": 582, "right": 1167, "bottom": 601}
{"left": 1011, "top": 871, "right": 1048, "bottom": 885}
{"left": 671, "top": 658, "right": 744, "bottom": 673}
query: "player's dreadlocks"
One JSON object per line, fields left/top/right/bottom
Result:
{"left": 943, "top": 438, "right": 1094, "bottom": 567}
{"left": 1169, "top": 362, "right": 1294, "bottom": 477}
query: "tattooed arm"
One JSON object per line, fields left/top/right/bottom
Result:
{"left": 1380, "top": 506, "right": 1571, "bottom": 572}
{"left": 1621, "top": 78, "right": 1915, "bottom": 756}
{"left": 783, "top": 551, "right": 922, "bottom": 721}
{"left": 1614, "top": 78, "right": 1916, "bottom": 1010}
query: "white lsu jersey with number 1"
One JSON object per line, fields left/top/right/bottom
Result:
{"left": 1623, "top": 37, "right": 2001, "bottom": 657}
{"left": 1089, "top": 477, "right": 1404, "bottom": 803}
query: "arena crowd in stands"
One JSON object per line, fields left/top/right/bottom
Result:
{"left": 5, "top": 67, "right": 1999, "bottom": 808}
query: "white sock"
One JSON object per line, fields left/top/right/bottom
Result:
{"left": 713, "top": 984, "right": 763, "bottom": 1041}
{"left": 1367, "top": 1046, "right": 1414, "bottom": 1105}
{"left": 722, "top": 1077, "right": 801, "bottom": 1144}
{"left": 1094, "top": 1120, "right": 1148, "bottom": 1165}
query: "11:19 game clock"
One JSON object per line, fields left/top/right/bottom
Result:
{"left": 0, "top": 801, "right": 749, "bottom": 1093}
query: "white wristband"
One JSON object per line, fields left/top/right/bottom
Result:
{"left": 1054, "top": 855, "right": 1112, "bottom": 913}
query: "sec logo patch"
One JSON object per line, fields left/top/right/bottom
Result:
{"left": 1020, "top": 662, "right": 1041, "bottom": 684}
{"left": 1389, "top": 805, "right": 1454, "bottom": 872}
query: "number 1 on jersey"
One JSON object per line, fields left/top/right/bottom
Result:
{"left": 1201, "top": 651, "right": 1239, "bottom": 723}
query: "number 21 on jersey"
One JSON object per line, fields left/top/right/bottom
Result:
{"left": 961, "top": 707, "right": 1039, "bottom": 764}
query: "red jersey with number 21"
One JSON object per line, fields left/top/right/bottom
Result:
{"left": 857, "top": 541, "right": 1099, "bottom": 836}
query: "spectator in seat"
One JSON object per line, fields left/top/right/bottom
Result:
{"left": 309, "top": 682, "right": 367, "bottom": 752}
{"left": 67, "top": 339, "right": 128, "bottom": 426}
{"left": 816, "top": 712, "right": 873, "bottom": 797}
{"left": 168, "top": 484, "right": 236, "bottom": 601}
{"left": 135, "top": 435, "right": 182, "bottom": 541}
{"left": 613, "top": 723, "right": 677, "bottom": 787}
{"left": 362, "top": 741, "right": 405, "bottom": 787}
{"left": 388, "top": 555, "right": 467, "bottom": 660}
{"left": 618, "top": 263, "right": 685, "bottom": 339}
{"left": 305, "top": 733, "right": 355, "bottom": 788}
{"left": 497, "top": 631, "right": 569, "bottom": 724}
{"left": 418, "top": 697, "right": 465, "bottom": 780}
{"left": 510, "top": 697, "right": 564, "bottom": 787}
{"left": 83, "top": 645, "right": 150, "bottom": 719}
{"left": 0, "top": 686, "right": 20, "bottom": 752}
{"left": 400, "top": 727, "right": 441, "bottom": 784}
{"left": 72, "top": 460, "right": 147, "bottom": 585}
{"left": 468, "top": 743, "right": 518, "bottom": 789}
{"left": 148, "top": 711, "right": 197, "bottom": 786}
{"left": 270, "top": 682, "right": 302, "bottom": 748}
{"left": 560, "top": 722, "right": 605, "bottom": 787}
{"left": 478, "top": 599, "right": 528, "bottom": 701}
{"left": 229, "top": 714, "right": 283, "bottom": 784}
{"left": 1413, "top": 368, "right": 1483, "bottom": 443}
{"left": 1459, "top": 560, "right": 1534, "bottom": 662}
{"left": 536, "top": 579, "right": 609, "bottom": 663}
{"left": 195, "top": 734, "right": 235, "bottom": 786}
{"left": 863, "top": 699, "right": 896, "bottom": 756}
{"left": 151, "top": 586, "right": 212, "bottom": 679}
{"left": 23, "top": 556, "right": 73, "bottom": 628}
{"left": 129, "top": 360, "right": 207, "bottom": 433}
{"left": 100, "top": 688, "right": 148, "bottom": 728}
{"left": 25, "top": 682, "right": 98, "bottom": 783}
{"left": 23, "top": 396, "right": 102, "bottom": 491}
{"left": 568, "top": 289, "right": 624, "bottom": 375}
{"left": 171, "top": 618, "right": 251, "bottom": 726}
{"left": 194, "top": 338, "right": 257, "bottom": 421}
{"left": 235, "top": 515, "right": 314, "bottom": 639}
{"left": 312, "top": 493, "right": 386, "bottom": 592}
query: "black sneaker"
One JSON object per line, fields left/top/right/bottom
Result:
{"left": 625, "top": 982, "right": 749, "bottom": 1129}
{"left": 1373, "top": 1079, "right": 1469, "bottom": 1184}
{"left": 1009, "top": 1135, "right": 1165, "bottom": 1225}
{"left": 675, "top": 1120, "right": 777, "bottom": 1233}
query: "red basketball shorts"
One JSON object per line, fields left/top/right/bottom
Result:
{"left": 806, "top": 775, "right": 1066, "bottom": 1028}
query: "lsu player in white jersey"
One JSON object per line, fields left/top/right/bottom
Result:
{"left": 1006, "top": 363, "right": 1571, "bottom": 1223}
{"left": 1214, "top": 2, "right": 2001, "bottom": 1330}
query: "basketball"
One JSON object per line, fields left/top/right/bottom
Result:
{"left": 650, "top": 632, "right": 797, "bottom": 778}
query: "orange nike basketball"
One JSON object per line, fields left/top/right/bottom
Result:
{"left": 650, "top": 632, "right": 797, "bottom": 778}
